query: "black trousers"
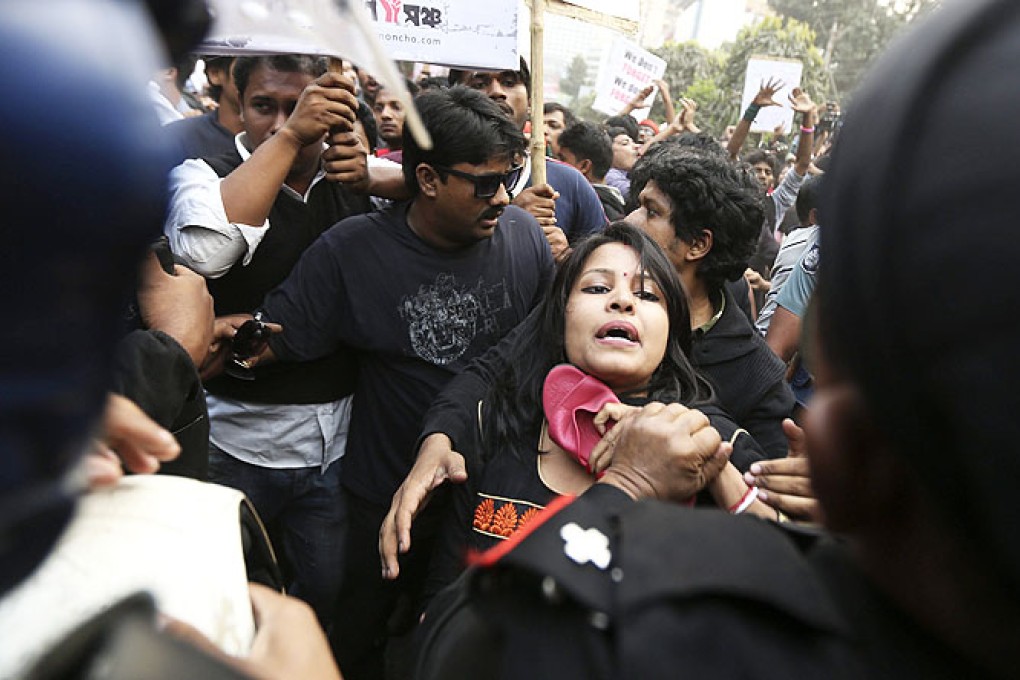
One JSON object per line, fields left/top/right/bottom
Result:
{"left": 330, "top": 487, "right": 448, "bottom": 680}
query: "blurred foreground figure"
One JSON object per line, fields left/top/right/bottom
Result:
{"left": 413, "top": 1, "right": 1020, "bottom": 678}
{"left": 0, "top": 3, "right": 341, "bottom": 678}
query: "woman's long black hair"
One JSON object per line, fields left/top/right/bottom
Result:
{"left": 483, "top": 221, "right": 715, "bottom": 462}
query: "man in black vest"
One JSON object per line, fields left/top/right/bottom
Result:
{"left": 164, "top": 54, "right": 370, "bottom": 630}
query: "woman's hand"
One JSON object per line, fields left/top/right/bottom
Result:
{"left": 742, "top": 419, "right": 822, "bottom": 522}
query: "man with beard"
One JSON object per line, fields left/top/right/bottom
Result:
{"left": 256, "top": 86, "right": 554, "bottom": 679}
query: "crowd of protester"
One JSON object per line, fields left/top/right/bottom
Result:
{"left": 4, "top": 0, "right": 1020, "bottom": 678}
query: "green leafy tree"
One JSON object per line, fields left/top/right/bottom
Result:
{"left": 648, "top": 41, "right": 723, "bottom": 121}
{"left": 680, "top": 77, "right": 734, "bottom": 139}
{"left": 769, "top": 0, "right": 941, "bottom": 97}
{"left": 572, "top": 90, "right": 603, "bottom": 124}
{"left": 720, "top": 15, "right": 832, "bottom": 114}
{"left": 560, "top": 54, "right": 590, "bottom": 101}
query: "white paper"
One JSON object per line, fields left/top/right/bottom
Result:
{"left": 199, "top": 0, "right": 434, "bottom": 148}
{"left": 740, "top": 56, "right": 804, "bottom": 135}
{"left": 592, "top": 37, "right": 666, "bottom": 118}
{"left": 363, "top": 0, "right": 520, "bottom": 70}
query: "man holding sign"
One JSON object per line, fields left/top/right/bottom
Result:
{"left": 164, "top": 55, "right": 371, "bottom": 630}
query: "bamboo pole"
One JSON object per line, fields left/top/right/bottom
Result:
{"left": 530, "top": 0, "right": 547, "bottom": 186}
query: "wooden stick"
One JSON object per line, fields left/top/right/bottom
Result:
{"left": 530, "top": 0, "right": 546, "bottom": 186}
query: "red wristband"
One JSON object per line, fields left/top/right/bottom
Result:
{"left": 729, "top": 486, "right": 759, "bottom": 514}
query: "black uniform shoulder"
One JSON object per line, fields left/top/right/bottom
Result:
{"left": 416, "top": 487, "right": 861, "bottom": 680}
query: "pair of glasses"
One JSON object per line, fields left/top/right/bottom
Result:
{"left": 433, "top": 164, "right": 523, "bottom": 199}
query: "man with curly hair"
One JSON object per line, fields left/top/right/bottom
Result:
{"left": 627, "top": 144, "right": 794, "bottom": 457}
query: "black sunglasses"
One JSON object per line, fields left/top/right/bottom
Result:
{"left": 433, "top": 164, "right": 523, "bottom": 199}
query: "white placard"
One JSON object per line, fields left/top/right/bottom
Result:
{"left": 362, "top": 0, "right": 519, "bottom": 70}
{"left": 740, "top": 56, "right": 804, "bottom": 134}
{"left": 592, "top": 38, "right": 666, "bottom": 118}
{"left": 199, "top": 0, "right": 435, "bottom": 148}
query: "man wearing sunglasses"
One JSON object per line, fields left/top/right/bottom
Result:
{"left": 450, "top": 59, "right": 608, "bottom": 261}
{"left": 256, "top": 86, "right": 555, "bottom": 679}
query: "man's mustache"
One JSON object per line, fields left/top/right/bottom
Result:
{"left": 480, "top": 206, "right": 505, "bottom": 221}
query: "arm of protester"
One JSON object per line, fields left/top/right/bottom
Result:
{"left": 379, "top": 433, "right": 469, "bottom": 580}
{"left": 640, "top": 98, "right": 700, "bottom": 152}
{"left": 727, "top": 77, "right": 783, "bottom": 160}
{"left": 380, "top": 318, "right": 529, "bottom": 576}
{"left": 137, "top": 252, "right": 215, "bottom": 368}
{"left": 596, "top": 402, "right": 731, "bottom": 502}
{"left": 708, "top": 461, "right": 777, "bottom": 520}
{"left": 765, "top": 304, "right": 802, "bottom": 365}
{"left": 654, "top": 79, "right": 676, "bottom": 123}
{"left": 355, "top": 161, "right": 412, "bottom": 201}
{"left": 789, "top": 87, "right": 817, "bottom": 177}
{"left": 619, "top": 84, "right": 654, "bottom": 117}
{"left": 641, "top": 112, "right": 682, "bottom": 152}
{"left": 743, "top": 418, "right": 820, "bottom": 522}
{"left": 220, "top": 72, "right": 358, "bottom": 227}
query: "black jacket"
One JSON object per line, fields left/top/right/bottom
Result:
{"left": 415, "top": 485, "right": 988, "bottom": 680}
{"left": 692, "top": 286, "right": 794, "bottom": 458}
{"left": 112, "top": 330, "right": 208, "bottom": 480}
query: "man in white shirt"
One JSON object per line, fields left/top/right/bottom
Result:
{"left": 164, "top": 54, "right": 371, "bottom": 629}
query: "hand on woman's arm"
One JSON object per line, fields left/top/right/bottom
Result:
{"left": 596, "top": 402, "right": 730, "bottom": 502}
{"left": 743, "top": 419, "right": 821, "bottom": 522}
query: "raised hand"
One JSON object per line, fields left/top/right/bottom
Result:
{"left": 280, "top": 72, "right": 359, "bottom": 148}
{"left": 678, "top": 97, "right": 700, "bottom": 133}
{"left": 753, "top": 77, "right": 785, "bottom": 108}
{"left": 630, "top": 84, "right": 655, "bottom": 108}
{"left": 788, "top": 87, "right": 816, "bottom": 116}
